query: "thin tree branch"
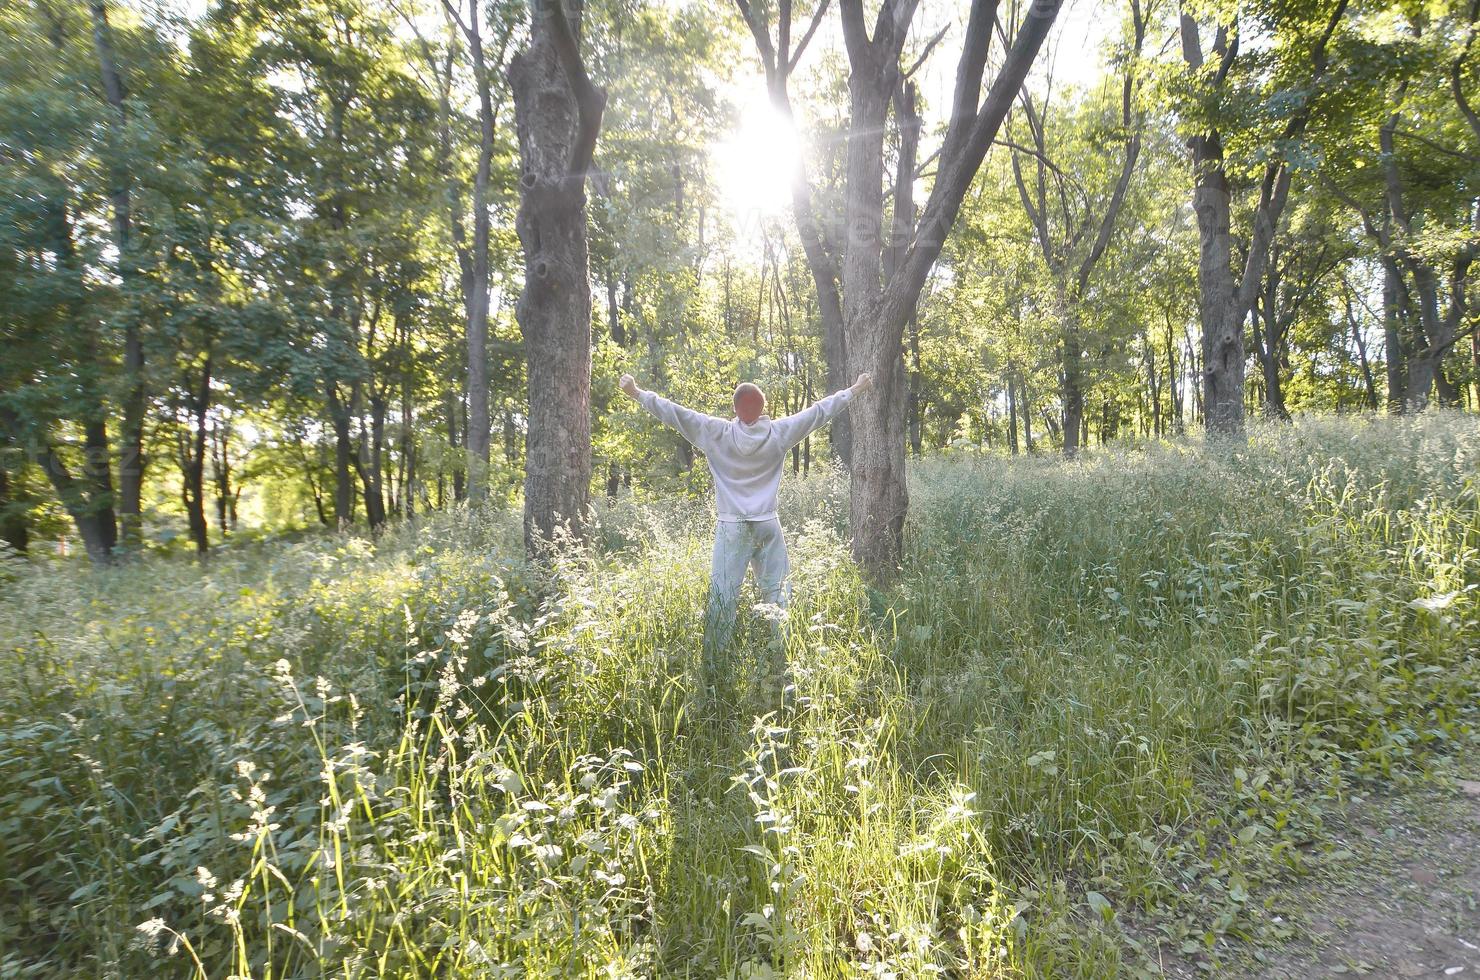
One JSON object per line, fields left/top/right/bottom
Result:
{"left": 787, "top": 0, "right": 831, "bottom": 73}
{"left": 903, "top": 25, "right": 949, "bottom": 79}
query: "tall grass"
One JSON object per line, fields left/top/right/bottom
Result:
{"left": 1, "top": 413, "right": 1475, "bottom": 977}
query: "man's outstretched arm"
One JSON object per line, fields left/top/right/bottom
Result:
{"left": 620, "top": 374, "right": 719, "bottom": 449}
{"left": 775, "top": 372, "right": 872, "bottom": 449}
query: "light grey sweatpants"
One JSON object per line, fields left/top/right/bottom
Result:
{"left": 703, "top": 517, "right": 790, "bottom": 657}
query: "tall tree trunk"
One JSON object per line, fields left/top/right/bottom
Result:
{"left": 1351, "top": 66, "right": 1474, "bottom": 412}
{"left": 1253, "top": 295, "right": 1290, "bottom": 420}
{"left": 1145, "top": 336, "right": 1162, "bottom": 437}
{"left": 23, "top": 0, "right": 117, "bottom": 563}
{"left": 509, "top": 0, "right": 606, "bottom": 556}
{"left": 421, "top": 3, "right": 508, "bottom": 500}
{"left": 1179, "top": 1, "right": 1347, "bottom": 436}
{"left": 735, "top": 0, "right": 1062, "bottom": 579}
{"left": 1061, "top": 321, "right": 1085, "bottom": 454}
{"left": 1382, "top": 257, "right": 1409, "bottom": 412}
{"left": 444, "top": 389, "right": 465, "bottom": 502}
{"left": 328, "top": 387, "right": 355, "bottom": 528}
{"left": 1021, "top": 376, "right": 1034, "bottom": 453}
{"left": 462, "top": 0, "right": 496, "bottom": 501}
{"left": 854, "top": 0, "right": 1061, "bottom": 577}
{"left": 1166, "top": 315, "right": 1184, "bottom": 434}
{"left": 890, "top": 80, "right": 926, "bottom": 463}
{"left": 89, "top": 0, "right": 146, "bottom": 551}
{"left": 1188, "top": 130, "right": 1247, "bottom": 435}
{"left": 1399, "top": 264, "right": 1443, "bottom": 412}
{"left": 841, "top": 48, "right": 905, "bottom": 576}
{"left": 211, "top": 419, "right": 231, "bottom": 535}
{"left": 355, "top": 394, "right": 388, "bottom": 530}
{"left": 401, "top": 343, "right": 416, "bottom": 519}
{"left": 178, "top": 356, "right": 211, "bottom": 557}
{"left": 1006, "top": 373, "right": 1019, "bottom": 456}
{"left": 1406, "top": 353, "right": 1437, "bottom": 411}
{"left": 0, "top": 465, "right": 28, "bottom": 555}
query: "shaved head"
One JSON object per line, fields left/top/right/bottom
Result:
{"left": 733, "top": 382, "right": 766, "bottom": 424}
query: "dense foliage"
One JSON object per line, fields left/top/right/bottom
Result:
{"left": 2, "top": 0, "right": 1477, "bottom": 972}
{"left": 1, "top": 0, "right": 1475, "bottom": 559}
{"left": 2, "top": 415, "right": 1475, "bottom": 976}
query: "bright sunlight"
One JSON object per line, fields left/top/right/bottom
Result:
{"left": 711, "top": 91, "right": 802, "bottom": 230}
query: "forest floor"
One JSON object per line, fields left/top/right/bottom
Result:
{"left": 1148, "top": 764, "right": 1480, "bottom": 979}
{"left": 5, "top": 416, "right": 1476, "bottom": 977}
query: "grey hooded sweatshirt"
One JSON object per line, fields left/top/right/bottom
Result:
{"left": 636, "top": 387, "right": 855, "bottom": 522}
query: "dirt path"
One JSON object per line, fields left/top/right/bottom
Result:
{"left": 1225, "top": 775, "right": 1480, "bottom": 979}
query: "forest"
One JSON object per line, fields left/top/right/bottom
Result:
{"left": 1, "top": 0, "right": 1478, "bottom": 976}
{"left": 1, "top": 0, "right": 1474, "bottom": 569}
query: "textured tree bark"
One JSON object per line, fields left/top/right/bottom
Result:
{"left": 1188, "top": 130, "right": 1246, "bottom": 436}
{"left": 855, "top": 0, "right": 1062, "bottom": 578}
{"left": 81, "top": 429, "right": 119, "bottom": 559}
{"left": 733, "top": 0, "right": 1061, "bottom": 579}
{"left": 890, "top": 82, "right": 925, "bottom": 462}
{"left": 1179, "top": 1, "right": 1347, "bottom": 437}
{"left": 510, "top": 0, "right": 605, "bottom": 557}
{"left": 1406, "top": 353, "right": 1437, "bottom": 411}
{"left": 440, "top": 390, "right": 462, "bottom": 502}
{"left": 1145, "top": 337, "right": 1162, "bottom": 437}
{"left": 838, "top": 33, "right": 901, "bottom": 577}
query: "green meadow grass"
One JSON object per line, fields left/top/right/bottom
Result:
{"left": 1, "top": 413, "right": 1476, "bottom": 978}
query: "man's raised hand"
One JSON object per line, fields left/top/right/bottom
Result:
{"left": 851, "top": 372, "right": 873, "bottom": 395}
{"left": 619, "top": 374, "right": 640, "bottom": 399}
